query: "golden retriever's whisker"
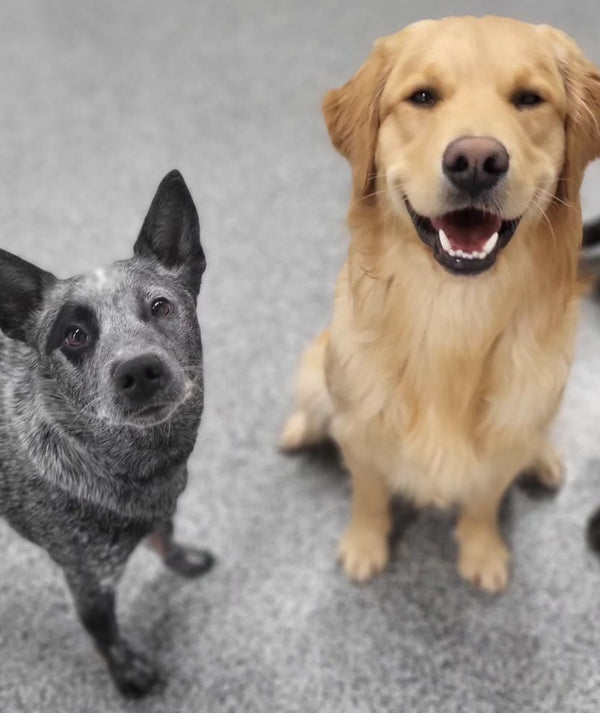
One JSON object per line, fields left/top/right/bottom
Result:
{"left": 501, "top": 187, "right": 556, "bottom": 239}
{"left": 529, "top": 195, "right": 557, "bottom": 241}
{"left": 355, "top": 187, "right": 389, "bottom": 204}
{"left": 526, "top": 185, "right": 575, "bottom": 212}
{"left": 358, "top": 189, "right": 383, "bottom": 200}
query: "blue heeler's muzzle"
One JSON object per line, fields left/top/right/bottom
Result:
{"left": 113, "top": 354, "right": 169, "bottom": 404}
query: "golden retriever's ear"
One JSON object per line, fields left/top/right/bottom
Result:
{"left": 540, "top": 26, "right": 600, "bottom": 201}
{"left": 322, "top": 40, "right": 391, "bottom": 202}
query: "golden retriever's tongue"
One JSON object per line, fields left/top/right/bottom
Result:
{"left": 432, "top": 211, "right": 502, "bottom": 252}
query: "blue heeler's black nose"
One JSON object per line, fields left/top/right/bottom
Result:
{"left": 113, "top": 355, "right": 166, "bottom": 403}
{"left": 442, "top": 136, "right": 509, "bottom": 197}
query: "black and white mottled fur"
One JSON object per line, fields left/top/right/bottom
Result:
{"left": 0, "top": 170, "right": 213, "bottom": 697}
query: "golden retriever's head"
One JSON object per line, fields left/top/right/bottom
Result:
{"left": 323, "top": 17, "right": 600, "bottom": 276}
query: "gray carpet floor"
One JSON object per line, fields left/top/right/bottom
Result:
{"left": 1, "top": 1, "right": 600, "bottom": 711}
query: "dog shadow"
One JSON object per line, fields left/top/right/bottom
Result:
{"left": 294, "top": 438, "right": 344, "bottom": 479}
{"left": 286, "top": 438, "right": 420, "bottom": 547}
{"left": 289, "top": 438, "right": 562, "bottom": 563}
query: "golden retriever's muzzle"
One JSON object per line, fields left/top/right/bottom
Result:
{"left": 406, "top": 135, "right": 521, "bottom": 276}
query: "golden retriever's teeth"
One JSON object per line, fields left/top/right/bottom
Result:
{"left": 439, "top": 229, "right": 452, "bottom": 252}
{"left": 482, "top": 232, "right": 499, "bottom": 256}
{"left": 439, "top": 231, "right": 483, "bottom": 260}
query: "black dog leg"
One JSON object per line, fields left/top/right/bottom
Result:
{"left": 66, "top": 572, "right": 159, "bottom": 697}
{"left": 147, "top": 520, "right": 215, "bottom": 578}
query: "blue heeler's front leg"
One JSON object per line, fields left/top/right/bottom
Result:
{"left": 147, "top": 518, "right": 215, "bottom": 578}
{"left": 64, "top": 570, "right": 159, "bottom": 698}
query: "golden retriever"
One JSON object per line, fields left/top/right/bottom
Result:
{"left": 280, "top": 16, "right": 600, "bottom": 592}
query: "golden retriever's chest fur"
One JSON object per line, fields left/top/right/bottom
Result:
{"left": 326, "top": 227, "right": 577, "bottom": 507}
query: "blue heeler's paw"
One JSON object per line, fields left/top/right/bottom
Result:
{"left": 165, "top": 544, "right": 215, "bottom": 578}
{"left": 106, "top": 640, "right": 161, "bottom": 698}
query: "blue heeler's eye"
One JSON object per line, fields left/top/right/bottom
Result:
{"left": 151, "top": 298, "right": 173, "bottom": 317}
{"left": 64, "top": 327, "right": 89, "bottom": 348}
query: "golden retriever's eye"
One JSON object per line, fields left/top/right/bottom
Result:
{"left": 407, "top": 89, "right": 438, "bottom": 107}
{"left": 512, "top": 90, "right": 544, "bottom": 109}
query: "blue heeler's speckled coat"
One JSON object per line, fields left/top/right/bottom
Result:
{"left": 0, "top": 170, "right": 214, "bottom": 697}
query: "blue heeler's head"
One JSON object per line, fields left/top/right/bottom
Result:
{"left": 0, "top": 170, "right": 206, "bottom": 428}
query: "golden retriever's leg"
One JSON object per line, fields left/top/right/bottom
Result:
{"left": 339, "top": 458, "right": 392, "bottom": 582}
{"left": 455, "top": 474, "right": 514, "bottom": 593}
{"left": 529, "top": 440, "right": 565, "bottom": 490}
{"left": 279, "top": 331, "right": 333, "bottom": 451}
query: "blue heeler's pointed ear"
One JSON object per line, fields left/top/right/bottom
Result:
{"left": 134, "top": 170, "right": 206, "bottom": 297}
{"left": 0, "top": 248, "right": 56, "bottom": 342}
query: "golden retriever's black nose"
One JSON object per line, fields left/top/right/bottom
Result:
{"left": 443, "top": 136, "right": 509, "bottom": 196}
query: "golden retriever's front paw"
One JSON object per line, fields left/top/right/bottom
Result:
{"left": 458, "top": 535, "right": 510, "bottom": 593}
{"left": 339, "top": 526, "right": 389, "bottom": 582}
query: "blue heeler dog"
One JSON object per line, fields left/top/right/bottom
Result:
{"left": 0, "top": 170, "right": 214, "bottom": 697}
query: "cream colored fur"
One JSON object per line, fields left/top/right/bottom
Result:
{"left": 281, "top": 16, "right": 600, "bottom": 592}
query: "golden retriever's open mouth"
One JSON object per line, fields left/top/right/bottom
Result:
{"left": 405, "top": 201, "right": 521, "bottom": 275}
